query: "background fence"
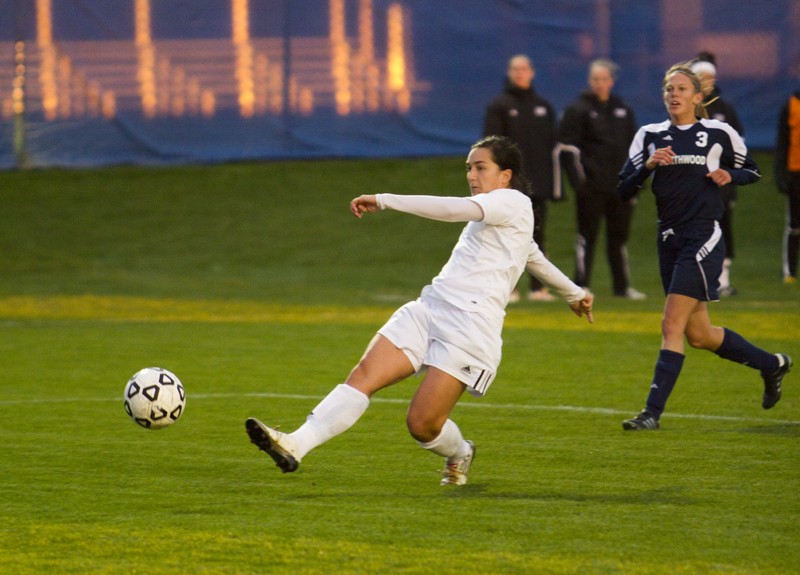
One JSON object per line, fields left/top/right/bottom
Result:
{"left": 1, "top": 0, "right": 798, "bottom": 168}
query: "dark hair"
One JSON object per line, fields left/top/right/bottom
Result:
{"left": 696, "top": 50, "right": 717, "bottom": 66}
{"left": 470, "top": 135, "right": 531, "bottom": 193}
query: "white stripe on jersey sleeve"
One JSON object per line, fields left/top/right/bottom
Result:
{"left": 707, "top": 143, "right": 723, "bottom": 172}
{"left": 699, "top": 118, "right": 748, "bottom": 168}
{"left": 627, "top": 120, "right": 671, "bottom": 168}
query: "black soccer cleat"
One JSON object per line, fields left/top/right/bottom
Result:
{"left": 761, "top": 354, "right": 792, "bottom": 410}
{"left": 622, "top": 410, "right": 660, "bottom": 431}
{"left": 245, "top": 417, "right": 299, "bottom": 473}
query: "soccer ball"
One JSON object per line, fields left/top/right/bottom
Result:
{"left": 124, "top": 367, "right": 186, "bottom": 429}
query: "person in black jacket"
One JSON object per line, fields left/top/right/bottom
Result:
{"left": 691, "top": 54, "right": 744, "bottom": 296}
{"left": 560, "top": 59, "right": 645, "bottom": 300}
{"left": 483, "top": 54, "right": 559, "bottom": 302}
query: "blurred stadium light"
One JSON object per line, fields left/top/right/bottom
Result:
{"left": 0, "top": 0, "right": 797, "bottom": 168}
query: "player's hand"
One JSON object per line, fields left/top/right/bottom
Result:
{"left": 645, "top": 146, "right": 675, "bottom": 170}
{"left": 706, "top": 169, "right": 732, "bottom": 187}
{"left": 569, "top": 291, "right": 594, "bottom": 324}
{"left": 350, "top": 195, "right": 380, "bottom": 218}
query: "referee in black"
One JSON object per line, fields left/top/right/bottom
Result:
{"left": 560, "top": 59, "right": 645, "bottom": 299}
{"left": 483, "top": 54, "right": 559, "bottom": 303}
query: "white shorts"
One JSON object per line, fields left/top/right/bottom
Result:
{"left": 377, "top": 297, "right": 502, "bottom": 397}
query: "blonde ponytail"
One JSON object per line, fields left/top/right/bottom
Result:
{"left": 696, "top": 103, "right": 709, "bottom": 119}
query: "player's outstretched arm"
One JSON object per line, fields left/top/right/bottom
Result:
{"left": 351, "top": 193, "right": 483, "bottom": 222}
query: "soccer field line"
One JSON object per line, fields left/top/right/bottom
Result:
{"left": 2, "top": 391, "right": 797, "bottom": 426}
{"left": 233, "top": 392, "right": 800, "bottom": 425}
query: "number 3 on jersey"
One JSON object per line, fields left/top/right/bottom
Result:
{"left": 695, "top": 131, "right": 708, "bottom": 148}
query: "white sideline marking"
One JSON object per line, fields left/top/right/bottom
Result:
{"left": 1, "top": 392, "right": 798, "bottom": 426}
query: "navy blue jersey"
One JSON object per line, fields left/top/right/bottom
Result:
{"left": 618, "top": 119, "right": 760, "bottom": 230}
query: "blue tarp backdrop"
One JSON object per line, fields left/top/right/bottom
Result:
{"left": 1, "top": 0, "right": 798, "bottom": 168}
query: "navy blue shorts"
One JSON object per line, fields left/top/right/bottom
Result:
{"left": 657, "top": 221, "right": 724, "bottom": 301}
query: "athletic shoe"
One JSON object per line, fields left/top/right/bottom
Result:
{"left": 784, "top": 275, "right": 797, "bottom": 284}
{"left": 527, "top": 288, "right": 557, "bottom": 302}
{"left": 718, "top": 286, "right": 737, "bottom": 297}
{"left": 528, "top": 288, "right": 558, "bottom": 302}
{"left": 245, "top": 417, "right": 299, "bottom": 473}
{"left": 508, "top": 289, "right": 521, "bottom": 304}
{"left": 440, "top": 440, "right": 475, "bottom": 486}
{"left": 622, "top": 410, "right": 660, "bottom": 430}
{"left": 761, "top": 354, "right": 792, "bottom": 409}
{"left": 617, "top": 287, "right": 647, "bottom": 301}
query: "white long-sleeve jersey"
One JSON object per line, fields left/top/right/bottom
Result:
{"left": 376, "top": 190, "right": 586, "bottom": 318}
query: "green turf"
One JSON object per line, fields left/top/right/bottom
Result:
{"left": 0, "top": 154, "right": 798, "bottom": 574}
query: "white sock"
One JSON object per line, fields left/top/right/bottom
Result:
{"left": 289, "top": 384, "right": 369, "bottom": 460}
{"left": 719, "top": 258, "right": 732, "bottom": 289}
{"left": 419, "top": 419, "right": 470, "bottom": 460}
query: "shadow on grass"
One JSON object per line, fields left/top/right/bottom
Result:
{"left": 442, "top": 484, "right": 700, "bottom": 505}
{"left": 287, "top": 485, "right": 700, "bottom": 506}
{"left": 734, "top": 423, "right": 800, "bottom": 437}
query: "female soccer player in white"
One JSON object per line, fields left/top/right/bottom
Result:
{"left": 246, "top": 135, "right": 594, "bottom": 485}
{"left": 618, "top": 63, "right": 792, "bottom": 430}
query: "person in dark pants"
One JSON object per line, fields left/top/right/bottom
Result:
{"left": 776, "top": 85, "right": 800, "bottom": 283}
{"left": 560, "top": 59, "right": 645, "bottom": 300}
{"left": 483, "top": 54, "right": 559, "bottom": 302}
{"left": 691, "top": 54, "right": 744, "bottom": 296}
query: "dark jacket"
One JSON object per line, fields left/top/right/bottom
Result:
{"left": 482, "top": 80, "right": 557, "bottom": 200}
{"left": 702, "top": 86, "right": 743, "bottom": 134}
{"left": 559, "top": 92, "right": 637, "bottom": 195}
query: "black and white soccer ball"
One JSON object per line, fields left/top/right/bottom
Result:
{"left": 124, "top": 367, "right": 186, "bottom": 429}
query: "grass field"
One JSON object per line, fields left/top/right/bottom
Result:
{"left": 0, "top": 153, "right": 798, "bottom": 574}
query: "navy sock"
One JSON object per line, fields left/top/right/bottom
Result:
{"left": 645, "top": 349, "right": 685, "bottom": 418}
{"left": 714, "top": 328, "right": 778, "bottom": 374}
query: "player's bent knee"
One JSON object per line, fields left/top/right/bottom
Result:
{"left": 405, "top": 412, "right": 442, "bottom": 443}
{"left": 685, "top": 334, "right": 706, "bottom": 349}
{"left": 684, "top": 328, "right": 716, "bottom": 350}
